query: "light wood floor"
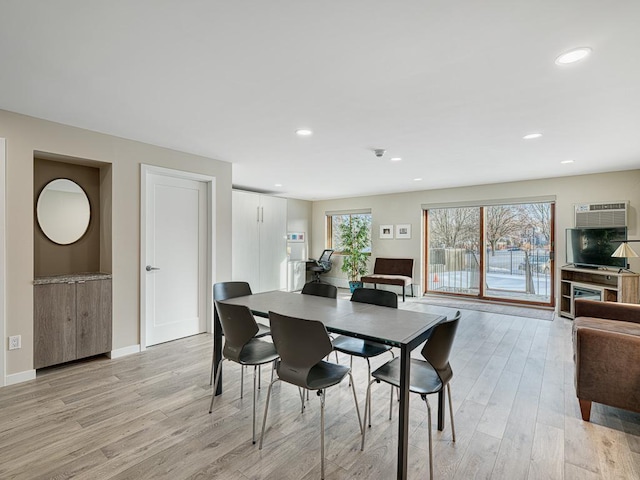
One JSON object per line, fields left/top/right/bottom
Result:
{"left": 2, "top": 300, "right": 639, "bottom": 479}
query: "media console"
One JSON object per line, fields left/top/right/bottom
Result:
{"left": 559, "top": 266, "right": 640, "bottom": 319}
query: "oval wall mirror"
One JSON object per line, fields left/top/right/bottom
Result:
{"left": 36, "top": 179, "right": 91, "bottom": 245}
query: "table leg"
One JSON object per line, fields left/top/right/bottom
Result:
{"left": 437, "top": 390, "right": 445, "bottom": 430}
{"left": 214, "top": 309, "right": 223, "bottom": 396}
{"left": 397, "top": 344, "right": 410, "bottom": 480}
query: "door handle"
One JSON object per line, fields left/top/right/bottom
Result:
{"left": 146, "top": 265, "right": 161, "bottom": 272}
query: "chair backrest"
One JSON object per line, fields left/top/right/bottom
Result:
{"left": 350, "top": 287, "right": 398, "bottom": 308}
{"left": 420, "top": 311, "right": 461, "bottom": 385}
{"left": 301, "top": 282, "right": 338, "bottom": 299}
{"left": 213, "top": 281, "right": 252, "bottom": 301}
{"left": 318, "top": 249, "right": 334, "bottom": 264}
{"left": 215, "top": 301, "right": 259, "bottom": 362}
{"left": 268, "top": 311, "right": 333, "bottom": 388}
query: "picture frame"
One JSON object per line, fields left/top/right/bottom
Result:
{"left": 379, "top": 224, "right": 394, "bottom": 239}
{"left": 396, "top": 224, "right": 411, "bottom": 239}
{"left": 287, "top": 232, "right": 305, "bottom": 242}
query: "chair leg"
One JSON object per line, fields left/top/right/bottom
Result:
{"left": 259, "top": 378, "right": 280, "bottom": 449}
{"left": 447, "top": 383, "right": 456, "bottom": 442}
{"left": 258, "top": 365, "right": 261, "bottom": 390}
{"left": 348, "top": 356, "right": 353, "bottom": 386}
{"left": 361, "top": 378, "right": 376, "bottom": 451}
{"left": 209, "top": 358, "right": 226, "bottom": 413}
{"left": 252, "top": 365, "right": 258, "bottom": 444}
{"left": 298, "top": 388, "right": 306, "bottom": 414}
{"left": 365, "top": 358, "right": 372, "bottom": 427}
{"left": 319, "top": 389, "right": 326, "bottom": 480}
{"left": 335, "top": 350, "right": 339, "bottom": 364}
{"left": 388, "top": 350, "right": 400, "bottom": 401}
{"left": 347, "top": 371, "right": 363, "bottom": 436}
{"left": 422, "top": 394, "right": 434, "bottom": 480}
{"left": 240, "top": 366, "right": 244, "bottom": 399}
{"left": 210, "top": 351, "right": 215, "bottom": 385}
{"left": 389, "top": 385, "right": 394, "bottom": 420}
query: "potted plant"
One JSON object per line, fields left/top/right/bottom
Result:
{"left": 337, "top": 215, "right": 370, "bottom": 292}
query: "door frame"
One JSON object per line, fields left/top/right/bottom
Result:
{"left": 140, "top": 164, "right": 216, "bottom": 351}
{"left": 0, "top": 139, "right": 6, "bottom": 386}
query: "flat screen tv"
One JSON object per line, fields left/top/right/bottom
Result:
{"left": 566, "top": 227, "right": 627, "bottom": 269}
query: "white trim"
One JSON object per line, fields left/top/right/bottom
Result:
{"left": 6, "top": 369, "right": 36, "bottom": 386}
{"left": 421, "top": 195, "right": 557, "bottom": 210}
{"left": 0, "top": 138, "right": 5, "bottom": 387}
{"left": 108, "top": 344, "right": 141, "bottom": 359}
{"left": 325, "top": 208, "right": 372, "bottom": 216}
{"left": 140, "top": 164, "right": 216, "bottom": 350}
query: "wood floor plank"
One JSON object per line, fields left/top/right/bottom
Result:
{"left": 0, "top": 297, "right": 638, "bottom": 479}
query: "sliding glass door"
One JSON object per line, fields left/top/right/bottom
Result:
{"left": 426, "top": 201, "right": 554, "bottom": 306}
{"left": 426, "top": 207, "right": 480, "bottom": 295}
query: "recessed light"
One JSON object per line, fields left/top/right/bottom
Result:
{"left": 555, "top": 47, "right": 592, "bottom": 65}
{"left": 560, "top": 160, "right": 574, "bottom": 164}
{"left": 523, "top": 133, "right": 542, "bottom": 140}
{"left": 295, "top": 129, "right": 312, "bottom": 136}
{"left": 274, "top": 183, "right": 283, "bottom": 187}
{"left": 390, "top": 157, "right": 402, "bottom": 162}
{"left": 413, "top": 178, "right": 422, "bottom": 181}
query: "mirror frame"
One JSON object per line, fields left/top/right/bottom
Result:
{"left": 36, "top": 178, "right": 91, "bottom": 246}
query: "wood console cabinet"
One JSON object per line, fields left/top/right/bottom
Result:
{"left": 559, "top": 266, "right": 640, "bottom": 319}
{"left": 34, "top": 273, "right": 112, "bottom": 369}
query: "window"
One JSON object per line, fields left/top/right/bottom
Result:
{"left": 326, "top": 212, "right": 372, "bottom": 254}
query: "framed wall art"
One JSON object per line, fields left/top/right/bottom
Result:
{"left": 379, "top": 224, "right": 394, "bottom": 239}
{"left": 396, "top": 224, "right": 411, "bottom": 239}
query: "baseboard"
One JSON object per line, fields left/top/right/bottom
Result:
{"left": 109, "top": 344, "right": 141, "bottom": 359}
{"left": 5, "top": 369, "right": 36, "bottom": 386}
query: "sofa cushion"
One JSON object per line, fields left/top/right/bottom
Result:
{"left": 361, "top": 274, "right": 412, "bottom": 286}
{"left": 574, "top": 316, "right": 640, "bottom": 337}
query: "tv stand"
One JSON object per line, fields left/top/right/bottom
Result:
{"left": 560, "top": 266, "right": 639, "bottom": 319}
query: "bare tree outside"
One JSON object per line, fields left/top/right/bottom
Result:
{"left": 519, "top": 203, "right": 551, "bottom": 243}
{"left": 428, "top": 207, "right": 478, "bottom": 248}
{"left": 485, "top": 205, "right": 521, "bottom": 255}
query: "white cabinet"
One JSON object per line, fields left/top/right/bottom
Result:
{"left": 232, "top": 190, "right": 287, "bottom": 293}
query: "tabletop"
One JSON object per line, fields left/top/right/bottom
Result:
{"left": 221, "top": 290, "right": 444, "bottom": 349}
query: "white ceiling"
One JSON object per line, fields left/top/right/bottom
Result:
{"left": 1, "top": 1, "right": 639, "bottom": 200}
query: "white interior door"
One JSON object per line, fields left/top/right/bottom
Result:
{"left": 145, "top": 173, "right": 207, "bottom": 346}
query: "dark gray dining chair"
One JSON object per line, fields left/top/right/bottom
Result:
{"left": 332, "top": 287, "right": 397, "bottom": 426}
{"left": 301, "top": 282, "right": 338, "bottom": 299}
{"left": 361, "top": 311, "right": 461, "bottom": 480}
{"left": 209, "top": 301, "right": 279, "bottom": 444}
{"left": 211, "top": 281, "right": 270, "bottom": 397}
{"left": 259, "top": 311, "right": 363, "bottom": 480}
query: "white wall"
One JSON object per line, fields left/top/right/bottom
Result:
{"left": 1, "top": 109, "right": 232, "bottom": 378}
{"left": 311, "top": 170, "right": 640, "bottom": 306}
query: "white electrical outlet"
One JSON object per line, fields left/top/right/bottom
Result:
{"left": 9, "top": 335, "right": 21, "bottom": 350}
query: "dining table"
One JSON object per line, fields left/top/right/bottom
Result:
{"left": 214, "top": 290, "right": 446, "bottom": 480}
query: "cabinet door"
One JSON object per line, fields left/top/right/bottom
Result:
{"left": 232, "top": 191, "right": 261, "bottom": 290}
{"left": 259, "top": 195, "right": 287, "bottom": 292}
{"left": 76, "top": 279, "right": 112, "bottom": 359}
{"left": 34, "top": 283, "right": 76, "bottom": 369}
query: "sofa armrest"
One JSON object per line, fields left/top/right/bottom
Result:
{"left": 574, "top": 299, "right": 640, "bottom": 324}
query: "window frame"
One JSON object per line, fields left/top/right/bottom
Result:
{"left": 326, "top": 212, "right": 372, "bottom": 255}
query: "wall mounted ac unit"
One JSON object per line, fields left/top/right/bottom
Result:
{"left": 574, "top": 201, "right": 628, "bottom": 228}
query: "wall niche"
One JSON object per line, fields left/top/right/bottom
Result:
{"left": 33, "top": 152, "right": 113, "bottom": 369}
{"left": 34, "top": 153, "right": 111, "bottom": 276}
